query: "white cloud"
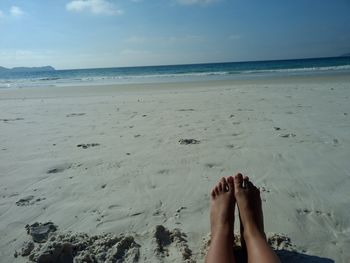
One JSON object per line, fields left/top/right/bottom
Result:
{"left": 0, "top": 6, "right": 24, "bottom": 19}
{"left": 10, "top": 6, "right": 24, "bottom": 17}
{"left": 176, "top": 0, "right": 218, "bottom": 6}
{"left": 66, "top": 0, "right": 123, "bottom": 15}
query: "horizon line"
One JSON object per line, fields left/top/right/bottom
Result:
{"left": 54, "top": 54, "right": 350, "bottom": 71}
{"left": 2, "top": 54, "right": 349, "bottom": 71}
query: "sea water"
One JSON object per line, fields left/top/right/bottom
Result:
{"left": 1, "top": 56, "right": 349, "bottom": 88}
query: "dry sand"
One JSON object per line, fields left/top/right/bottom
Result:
{"left": 0, "top": 74, "right": 349, "bottom": 262}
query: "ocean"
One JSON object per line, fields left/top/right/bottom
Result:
{"left": 1, "top": 56, "right": 350, "bottom": 88}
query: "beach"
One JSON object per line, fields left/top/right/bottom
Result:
{"left": 1, "top": 73, "right": 349, "bottom": 262}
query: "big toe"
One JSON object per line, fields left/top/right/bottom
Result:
{"left": 243, "top": 175, "right": 249, "bottom": 188}
{"left": 234, "top": 173, "right": 244, "bottom": 192}
{"left": 227, "top": 176, "right": 234, "bottom": 192}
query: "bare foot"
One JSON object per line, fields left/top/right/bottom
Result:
{"left": 234, "top": 173, "right": 265, "bottom": 242}
{"left": 234, "top": 174, "right": 281, "bottom": 263}
{"left": 206, "top": 177, "right": 236, "bottom": 263}
{"left": 210, "top": 177, "right": 235, "bottom": 237}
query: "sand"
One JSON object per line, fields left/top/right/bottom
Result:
{"left": 0, "top": 73, "right": 349, "bottom": 262}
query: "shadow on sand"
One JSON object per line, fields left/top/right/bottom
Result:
{"left": 276, "top": 250, "right": 334, "bottom": 263}
{"left": 235, "top": 248, "right": 334, "bottom": 263}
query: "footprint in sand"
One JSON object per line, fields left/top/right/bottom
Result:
{"left": 47, "top": 163, "right": 72, "bottom": 174}
{"left": 296, "top": 208, "right": 332, "bottom": 218}
{"left": 0, "top": 117, "right": 24, "bottom": 122}
{"left": 205, "top": 163, "right": 218, "bottom": 169}
{"left": 226, "top": 144, "right": 242, "bottom": 149}
{"left": 25, "top": 222, "right": 57, "bottom": 243}
{"left": 178, "top": 109, "right": 195, "bottom": 112}
{"left": 279, "top": 133, "right": 296, "bottom": 138}
{"left": 152, "top": 201, "right": 167, "bottom": 219}
{"left": 16, "top": 196, "right": 46, "bottom": 207}
{"left": 107, "top": 204, "right": 121, "bottom": 209}
{"left": 153, "top": 225, "right": 193, "bottom": 262}
{"left": 158, "top": 169, "right": 170, "bottom": 175}
{"left": 66, "top": 113, "right": 86, "bottom": 117}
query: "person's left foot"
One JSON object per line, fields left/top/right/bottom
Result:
{"left": 210, "top": 177, "right": 235, "bottom": 238}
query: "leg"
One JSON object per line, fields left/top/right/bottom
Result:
{"left": 239, "top": 176, "right": 265, "bottom": 252}
{"left": 233, "top": 173, "right": 280, "bottom": 263}
{"left": 205, "top": 177, "right": 236, "bottom": 263}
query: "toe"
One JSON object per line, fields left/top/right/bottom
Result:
{"left": 218, "top": 181, "right": 223, "bottom": 192}
{"left": 211, "top": 189, "right": 216, "bottom": 198}
{"left": 227, "top": 176, "right": 234, "bottom": 191}
{"left": 220, "top": 177, "right": 229, "bottom": 192}
{"left": 234, "top": 173, "right": 243, "bottom": 186}
{"left": 251, "top": 183, "right": 259, "bottom": 193}
{"left": 247, "top": 181, "right": 254, "bottom": 189}
{"left": 243, "top": 176, "right": 249, "bottom": 188}
{"left": 215, "top": 186, "right": 220, "bottom": 195}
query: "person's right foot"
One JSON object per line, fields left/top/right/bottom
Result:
{"left": 233, "top": 173, "right": 265, "bottom": 243}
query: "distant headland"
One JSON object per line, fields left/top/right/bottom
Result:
{"left": 0, "top": 66, "right": 55, "bottom": 73}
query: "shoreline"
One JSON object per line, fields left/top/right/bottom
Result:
{"left": 1, "top": 70, "right": 350, "bottom": 99}
{"left": 1, "top": 56, "right": 350, "bottom": 90}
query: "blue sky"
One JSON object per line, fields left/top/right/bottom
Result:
{"left": 0, "top": 0, "right": 349, "bottom": 69}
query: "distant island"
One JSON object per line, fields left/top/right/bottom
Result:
{"left": 0, "top": 66, "right": 55, "bottom": 73}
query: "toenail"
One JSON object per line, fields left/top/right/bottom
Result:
{"left": 224, "top": 184, "right": 229, "bottom": 192}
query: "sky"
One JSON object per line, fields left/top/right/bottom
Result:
{"left": 0, "top": 0, "right": 349, "bottom": 69}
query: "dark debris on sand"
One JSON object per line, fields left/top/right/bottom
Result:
{"left": 0, "top": 117, "right": 24, "bottom": 122}
{"left": 77, "top": 143, "right": 100, "bottom": 149}
{"left": 179, "top": 139, "right": 200, "bottom": 145}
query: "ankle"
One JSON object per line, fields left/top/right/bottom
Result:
{"left": 243, "top": 223, "right": 265, "bottom": 241}
{"left": 213, "top": 222, "right": 233, "bottom": 232}
{"left": 211, "top": 224, "right": 233, "bottom": 238}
